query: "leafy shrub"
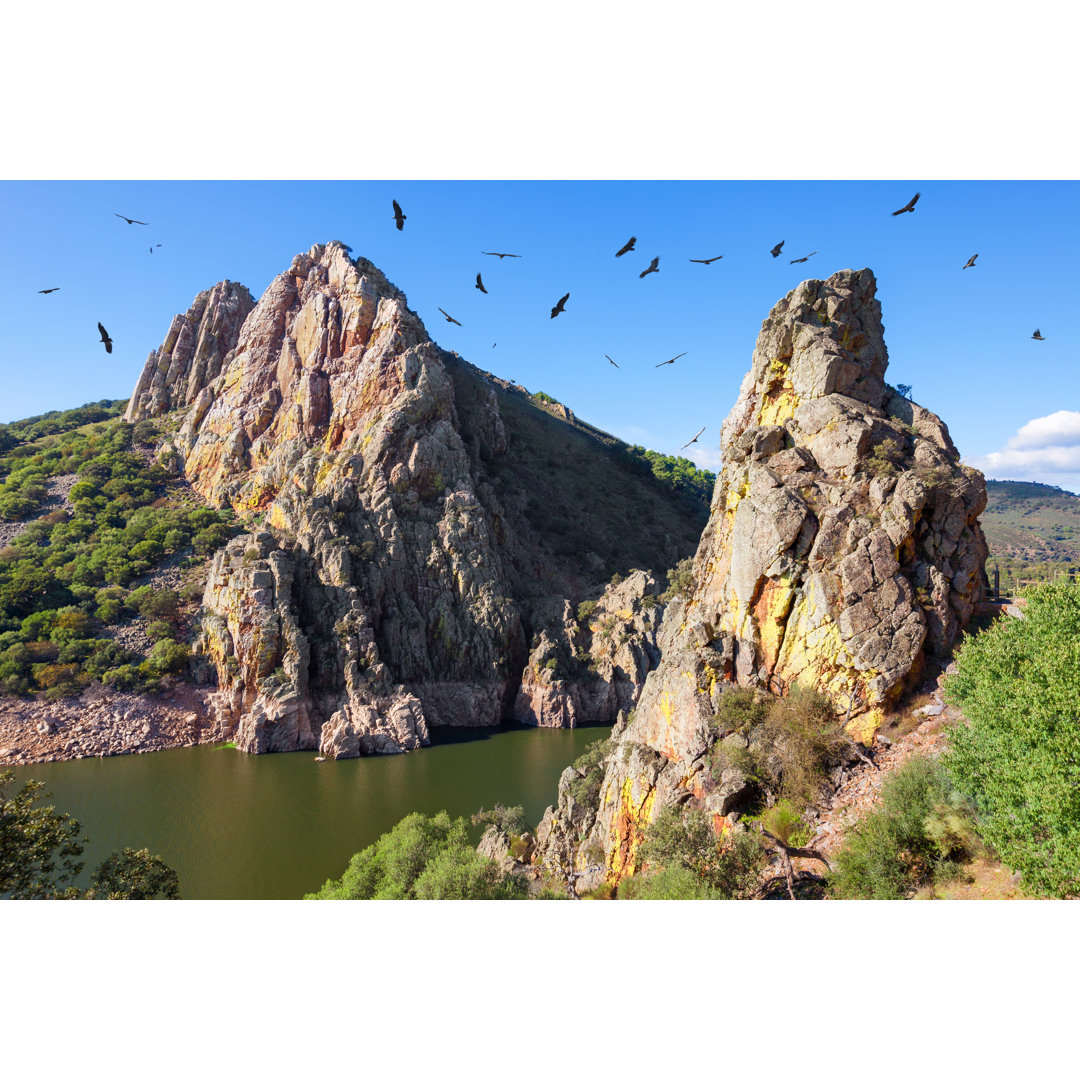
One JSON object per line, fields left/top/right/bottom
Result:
{"left": 567, "top": 737, "right": 611, "bottom": 808}
{"left": 828, "top": 757, "right": 979, "bottom": 899}
{"left": 576, "top": 600, "right": 597, "bottom": 623}
{"left": 471, "top": 804, "right": 531, "bottom": 837}
{"left": 627, "top": 804, "right": 765, "bottom": 899}
{"left": 943, "top": 580, "right": 1080, "bottom": 896}
{"left": 660, "top": 557, "right": 695, "bottom": 602}
{"left": 760, "top": 685, "right": 849, "bottom": 807}
{"left": 307, "top": 811, "right": 528, "bottom": 900}
{"left": 712, "top": 686, "right": 768, "bottom": 733}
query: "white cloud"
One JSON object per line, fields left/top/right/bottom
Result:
{"left": 684, "top": 445, "right": 723, "bottom": 472}
{"left": 965, "top": 410, "right": 1080, "bottom": 493}
{"left": 1006, "top": 410, "right": 1080, "bottom": 451}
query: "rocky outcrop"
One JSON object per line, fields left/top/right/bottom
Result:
{"left": 137, "top": 242, "right": 703, "bottom": 756}
{"left": 531, "top": 268, "right": 989, "bottom": 884}
{"left": 513, "top": 570, "right": 663, "bottom": 728}
{"left": 124, "top": 282, "right": 255, "bottom": 423}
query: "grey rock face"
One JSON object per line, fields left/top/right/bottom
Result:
{"left": 532, "top": 268, "right": 989, "bottom": 883}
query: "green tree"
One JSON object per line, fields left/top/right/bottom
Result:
{"left": 308, "top": 811, "right": 528, "bottom": 900}
{"left": 943, "top": 581, "right": 1080, "bottom": 896}
{"left": 1, "top": 770, "right": 180, "bottom": 899}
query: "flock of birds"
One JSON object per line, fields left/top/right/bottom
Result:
{"left": 31, "top": 195, "right": 1049, "bottom": 454}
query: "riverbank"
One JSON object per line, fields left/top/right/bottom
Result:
{"left": 0, "top": 679, "right": 218, "bottom": 765}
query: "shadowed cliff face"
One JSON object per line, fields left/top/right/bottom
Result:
{"left": 533, "top": 268, "right": 989, "bottom": 886}
{"left": 128, "top": 243, "right": 704, "bottom": 755}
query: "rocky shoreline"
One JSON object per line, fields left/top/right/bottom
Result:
{"left": 0, "top": 679, "right": 218, "bottom": 766}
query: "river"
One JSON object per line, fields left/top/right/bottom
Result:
{"left": 6, "top": 724, "right": 609, "bottom": 900}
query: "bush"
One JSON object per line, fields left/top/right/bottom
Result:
{"left": 712, "top": 686, "right": 768, "bottom": 733}
{"left": 567, "top": 737, "right": 610, "bottom": 808}
{"left": 660, "top": 557, "right": 695, "bottom": 602}
{"left": 943, "top": 581, "right": 1080, "bottom": 897}
{"left": 308, "top": 811, "right": 528, "bottom": 900}
{"left": 760, "top": 684, "right": 849, "bottom": 807}
{"left": 828, "top": 757, "right": 979, "bottom": 899}
{"left": 471, "top": 804, "right": 531, "bottom": 837}
{"left": 576, "top": 600, "right": 597, "bottom": 624}
{"left": 629, "top": 804, "right": 765, "bottom": 899}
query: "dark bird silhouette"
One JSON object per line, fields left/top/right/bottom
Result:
{"left": 689, "top": 256, "right": 723, "bottom": 264}
{"left": 114, "top": 213, "right": 148, "bottom": 225}
{"left": 149, "top": 244, "right": 162, "bottom": 254}
{"left": 481, "top": 251, "right": 522, "bottom": 258}
{"left": 392, "top": 200, "right": 406, "bottom": 231}
{"left": 790, "top": 250, "right": 819, "bottom": 264}
{"left": 475, "top": 273, "right": 488, "bottom": 293}
{"left": 639, "top": 257, "right": 660, "bottom": 278}
{"left": 97, "top": 322, "right": 113, "bottom": 353}
{"left": 771, "top": 241, "right": 785, "bottom": 258}
{"left": 963, "top": 254, "right": 979, "bottom": 269}
{"left": 437, "top": 307, "right": 461, "bottom": 326}
{"left": 550, "top": 293, "right": 569, "bottom": 319}
{"left": 615, "top": 236, "right": 636, "bottom": 257}
{"left": 37, "top": 288, "right": 60, "bottom": 294}
{"left": 1032, "top": 329, "right": 1046, "bottom": 340}
{"left": 656, "top": 351, "right": 687, "bottom": 368}
{"left": 606, "top": 355, "right": 619, "bottom": 368}
{"left": 891, "top": 192, "right": 921, "bottom": 216}
{"left": 680, "top": 425, "right": 707, "bottom": 450}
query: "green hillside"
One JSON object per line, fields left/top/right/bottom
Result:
{"left": 980, "top": 480, "right": 1080, "bottom": 594}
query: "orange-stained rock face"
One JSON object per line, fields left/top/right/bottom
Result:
{"left": 533, "top": 268, "right": 989, "bottom": 888}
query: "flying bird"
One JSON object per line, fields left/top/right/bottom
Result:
{"left": 392, "top": 200, "right": 406, "bottom": 231}
{"left": 37, "top": 288, "right": 60, "bottom": 294}
{"left": 550, "top": 293, "right": 569, "bottom": 319}
{"left": 656, "top": 352, "right": 687, "bottom": 368}
{"left": 97, "top": 322, "right": 113, "bottom": 353}
{"left": 149, "top": 244, "right": 163, "bottom": 254}
{"left": 790, "top": 250, "right": 819, "bottom": 264}
{"left": 891, "top": 192, "right": 921, "bottom": 216}
{"left": 680, "top": 426, "right": 707, "bottom": 450}
{"left": 689, "top": 256, "right": 723, "bottom": 265}
{"left": 771, "top": 241, "right": 785, "bottom": 258}
{"left": 639, "top": 257, "right": 660, "bottom": 278}
{"left": 605, "top": 355, "right": 619, "bottom": 368}
{"left": 481, "top": 251, "right": 521, "bottom": 258}
{"left": 615, "top": 236, "right": 637, "bottom": 257}
{"left": 475, "top": 273, "right": 488, "bottom": 293}
{"left": 437, "top": 307, "right": 461, "bottom": 326}
{"left": 963, "top": 254, "right": 979, "bottom": 269}
{"left": 114, "top": 213, "right": 148, "bottom": 225}
{"left": 1032, "top": 329, "right": 1046, "bottom": 340}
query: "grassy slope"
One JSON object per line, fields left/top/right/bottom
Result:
{"left": 981, "top": 480, "right": 1080, "bottom": 565}
{"left": 448, "top": 358, "right": 711, "bottom": 600}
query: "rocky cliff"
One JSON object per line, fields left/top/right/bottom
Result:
{"left": 129, "top": 242, "right": 705, "bottom": 755}
{"left": 533, "top": 268, "right": 988, "bottom": 886}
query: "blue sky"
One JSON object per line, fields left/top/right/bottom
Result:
{"left": 2, "top": 180, "right": 1077, "bottom": 490}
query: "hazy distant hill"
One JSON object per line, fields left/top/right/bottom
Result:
{"left": 981, "top": 480, "right": 1080, "bottom": 563}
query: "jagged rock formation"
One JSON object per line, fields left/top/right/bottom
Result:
{"left": 532, "top": 268, "right": 988, "bottom": 885}
{"left": 136, "top": 242, "right": 704, "bottom": 755}
{"left": 514, "top": 570, "right": 663, "bottom": 728}
{"left": 125, "top": 282, "right": 255, "bottom": 422}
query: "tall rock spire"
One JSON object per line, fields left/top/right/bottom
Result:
{"left": 533, "top": 268, "right": 989, "bottom": 885}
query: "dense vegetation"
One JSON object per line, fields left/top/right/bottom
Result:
{"left": 941, "top": 581, "right": 1080, "bottom": 897}
{"left": 0, "top": 415, "right": 238, "bottom": 698}
{"left": 1, "top": 769, "right": 179, "bottom": 899}
{"left": 620, "top": 804, "right": 765, "bottom": 899}
{"left": 827, "top": 758, "right": 980, "bottom": 899}
{"left": 0, "top": 399, "right": 128, "bottom": 454}
{"left": 620, "top": 445, "right": 714, "bottom": 508}
{"left": 308, "top": 811, "right": 529, "bottom": 899}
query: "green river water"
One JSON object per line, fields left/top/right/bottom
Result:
{"left": 7, "top": 724, "right": 609, "bottom": 900}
